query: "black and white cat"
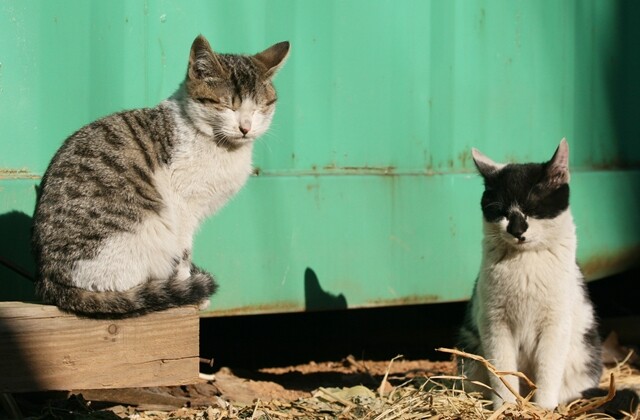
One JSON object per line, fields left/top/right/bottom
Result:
{"left": 457, "top": 139, "right": 604, "bottom": 409}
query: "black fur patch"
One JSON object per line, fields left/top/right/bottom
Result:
{"left": 456, "top": 279, "right": 481, "bottom": 354}
{"left": 480, "top": 163, "right": 570, "bottom": 222}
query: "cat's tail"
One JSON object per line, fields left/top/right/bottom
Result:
{"left": 35, "top": 266, "right": 218, "bottom": 318}
{"left": 581, "top": 387, "right": 639, "bottom": 417}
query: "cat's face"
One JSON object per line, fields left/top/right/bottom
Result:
{"left": 184, "top": 35, "right": 289, "bottom": 145}
{"left": 472, "top": 139, "right": 571, "bottom": 250}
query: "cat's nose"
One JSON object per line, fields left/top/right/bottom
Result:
{"left": 507, "top": 224, "right": 528, "bottom": 240}
{"left": 507, "top": 214, "right": 528, "bottom": 240}
{"left": 239, "top": 125, "right": 251, "bottom": 136}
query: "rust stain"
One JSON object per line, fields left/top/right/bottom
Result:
{"left": 458, "top": 149, "right": 472, "bottom": 168}
{"left": 0, "top": 168, "right": 40, "bottom": 180}
{"left": 585, "top": 158, "right": 639, "bottom": 171}
{"left": 426, "top": 154, "right": 434, "bottom": 171}
{"left": 322, "top": 165, "right": 397, "bottom": 175}
{"left": 247, "top": 161, "right": 640, "bottom": 177}
{"left": 201, "top": 295, "right": 445, "bottom": 317}
{"left": 449, "top": 215, "right": 457, "bottom": 237}
{"left": 366, "top": 294, "right": 440, "bottom": 307}
{"left": 200, "top": 301, "right": 302, "bottom": 318}
{"left": 580, "top": 245, "right": 640, "bottom": 281}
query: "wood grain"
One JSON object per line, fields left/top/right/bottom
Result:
{"left": 0, "top": 302, "right": 199, "bottom": 392}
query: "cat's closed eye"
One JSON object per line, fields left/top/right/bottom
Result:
{"left": 525, "top": 186, "right": 569, "bottom": 218}
{"left": 265, "top": 98, "right": 277, "bottom": 106}
{"left": 482, "top": 201, "right": 505, "bottom": 221}
{"left": 196, "top": 97, "right": 220, "bottom": 105}
{"left": 481, "top": 190, "right": 505, "bottom": 221}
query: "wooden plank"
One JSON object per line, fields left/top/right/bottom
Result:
{"left": 0, "top": 302, "right": 199, "bottom": 392}
{"left": 70, "top": 388, "right": 191, "bottom": 408}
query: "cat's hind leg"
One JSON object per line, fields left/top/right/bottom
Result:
{"left": 457, "top": 320, "right": 493, "bottom": 400}
{"left": 175, "top": 263, "right": 217, "bottom": 309}
{"left": 167, "top": 248, "right": 216, "bottom": 310}
{"left": 558, "top": 324, "right": 602, "bottom": 405}
{"left": 174, "top": 249, "right": 194, "bottom": 281}
{"left": 457, "top": 357, "right": 492, "bottom": 399}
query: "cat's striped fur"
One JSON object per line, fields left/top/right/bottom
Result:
{"left": 32, "top": 35, "right": 290, "bottom": 318}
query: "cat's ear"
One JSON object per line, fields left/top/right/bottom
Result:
{"left": 188, "top": 35, "right": 227, "bottom": 80}
{"left": 471, "top": 148, "right": 504, "bottom": 178}
{"left": 546, "top": 138, "right": 570, "bottom": 185}
{"left": 254, "top": 41, "right": 290, "bottom": 78}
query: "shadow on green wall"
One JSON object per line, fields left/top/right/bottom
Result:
{"left": 609, "top": 1, "right": 640, "bottom": 165}
{"left": 0, "top": 211, "right": 37, "bottom": 301}
{"left": 304, "top": 267, "right": 347, "bottom": 311}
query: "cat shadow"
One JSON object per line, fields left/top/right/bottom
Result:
{"left": 0, "top": 211, "right": 37, "bottom": 302}
{"left": 304, "top": 267, "right": 348, "bottom": 311}
{"left": 0, "top": 211, "right": 41, "bottom": 414}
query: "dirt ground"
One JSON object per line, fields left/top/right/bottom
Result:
{"left": 6, "top": 356, "right": 457, "bottom": 419}
{"left": 8, "top": 344, "right": 640, "bottom": 419}
{"left": 213, "top": 356, "right": 456, "bottom": 405}
{"left": 5, "top": 274, "right": 640, "bottom": 419}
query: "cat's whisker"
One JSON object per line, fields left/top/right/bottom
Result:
{"left": 259, "top": 131, "right": 284, "bottom": 154}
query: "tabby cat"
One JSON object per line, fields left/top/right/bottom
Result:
{"left": 32, "top": 35, "right": 290, "bottom": 318}
{"left": 457, "top": 140, "right": 604, "bottom": 409}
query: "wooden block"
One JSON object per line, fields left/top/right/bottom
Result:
{"left": 0, "top": 302, "right": 199, "bottom": 392}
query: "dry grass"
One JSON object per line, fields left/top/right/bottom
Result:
{"left": 119, "top": 349, "right": 640, "bottom": 420}
{"left": 437, "top": 348, "right": 636, "bottom": 420}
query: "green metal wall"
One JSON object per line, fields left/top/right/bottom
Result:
{"left": 1, "top": 1, "right": 639, "bottom": 314}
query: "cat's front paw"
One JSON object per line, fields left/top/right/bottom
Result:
{"left": 198, "top": 299, "right": 210, "bottom": 311}
{"left": 534, "top": 394, "right": 558, "bottom": 411}
{"left": 492, "top": 393, "right": 517, "bottom": 410}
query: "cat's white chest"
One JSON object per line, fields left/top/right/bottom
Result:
{"left": 484, "top": 250, "right": 577, "bottom": 311}
{"left": 168, "top": 138, "right": 253, "bottom": 219}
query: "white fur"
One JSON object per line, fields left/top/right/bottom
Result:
{"left": 469, "top": 208, "right": 597, "bottom": 409}
{"left": 71, "top": 87, "right": 267, "bottom": 292}
{"left": 182, "top": 90, "right": 275, "bottom": 143}
{"left": 70, "top": 215, "right": 183, "bottom": 292}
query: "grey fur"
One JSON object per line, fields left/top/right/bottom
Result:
{"left": 32, "top": 35, "right": 289, "bottom": 318}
